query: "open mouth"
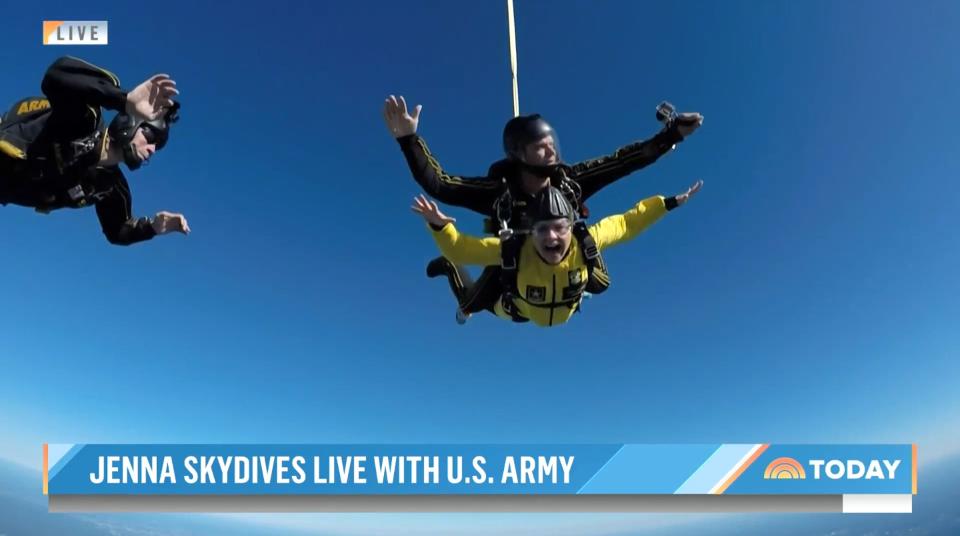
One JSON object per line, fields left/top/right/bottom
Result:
{"left": 543, "top": 242, "right": 564, "bottom": 255}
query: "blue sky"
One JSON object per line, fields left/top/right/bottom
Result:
{"left": 2, "top": 0, "right": 959, "bottom": 533}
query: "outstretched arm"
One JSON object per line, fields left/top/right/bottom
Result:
{"left": 590, "top": 180, "right": 703, "bottom": 250}
{"left": 412, "top": 195, "right": 501, "bottom": 266}
{"left": 42, "top": 56, "right": 179, "bottom": 125}
{"left": 41, "top": 56, "right": 127, "bottom": 113}
{"left": 385, "top": 95, "right": 502, "bottom": 215}
{"left": 95, "top": 170, "right": 190, "bottom": 246}
{"left": 571, "top": 112, "right": 703, "bottom": 201}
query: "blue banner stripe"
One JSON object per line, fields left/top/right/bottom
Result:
{"left": 576, "top": 444, "right": 719, "bottom": 494}
{"left": 576, "top": 444, "right": 624, "bottom": 494}
{"left": 49, "top": 444, "right": 86, "bottom": 480}
{"left": 674, "top": 444, "right": 757, "bottom": 494}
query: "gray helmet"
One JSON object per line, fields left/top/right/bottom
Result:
{"left": 108, "top": 101, "right": 180, "bottom": 170}
{"left": 532, "top": 186, "right": 576, "bottom": 223}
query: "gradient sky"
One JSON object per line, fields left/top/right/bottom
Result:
{"left": 1, "top": 0, "right": 959, "bottom": 533}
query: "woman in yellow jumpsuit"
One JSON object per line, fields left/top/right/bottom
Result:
{"left": 413, "top": 180, "right": 703, "bottom": 327}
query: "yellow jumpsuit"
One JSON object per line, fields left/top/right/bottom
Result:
{"left": 429, "top": 195, "right": 670, "bottom": 327}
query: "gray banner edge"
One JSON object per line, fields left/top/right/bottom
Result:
{"left": 49, "top": 494, "right": 846, "bottom": 513}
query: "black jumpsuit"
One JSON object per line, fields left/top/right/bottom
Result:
{"left": 0, "top": 56, "right": 156, "bottom": 245}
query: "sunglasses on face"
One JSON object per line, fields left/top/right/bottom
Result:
{"left": 140, "top": 124, "right": 168, "bottom": 149}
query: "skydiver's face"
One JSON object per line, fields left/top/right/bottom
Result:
{"left": 532, "top": 217, "right": 573, "bottom": 264}
{"left": 129, "top": 126, "right": 158, "bottom": 164}
{"left": 522, "top": 135, "right": 559, "bottom": 166}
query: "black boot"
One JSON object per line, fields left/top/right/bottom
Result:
{"left": 426, "top": 256, "right": 450, "bottom": 279}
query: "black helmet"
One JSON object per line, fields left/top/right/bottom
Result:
{"left": 502, "top": 114, "right": 561, "bottom": 177}
{"left": 531, "top": 186, "right": 576, "bottom": 223}
{"left": 108, "top": 101, "right": 180, "bottom": 170}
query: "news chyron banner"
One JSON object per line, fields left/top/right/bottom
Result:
{"left": 43, "top": 444, "right": 918, "bottom": 513}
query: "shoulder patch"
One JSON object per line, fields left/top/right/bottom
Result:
{"left": 17, "top": 99, "right": 50, "bottom": 115}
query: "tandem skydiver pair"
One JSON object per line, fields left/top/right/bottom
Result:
{"left": 385, "top": 95, "right": 705, "bottom": 327}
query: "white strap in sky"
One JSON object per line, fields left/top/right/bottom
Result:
{"left": 507, "top": 0, "right": 520, "bottom": 118}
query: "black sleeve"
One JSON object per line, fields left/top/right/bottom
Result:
{"left": 396, "top": 134, "right": 503, "bottom": 216}
{"left": 40, "top": 56, "right": 127, "bottom": 115}
{"left": 94, "top": 171, "right": 157, "bottom": 246}
{"left": 569, "top": 126, "right": 685, "bottom": 201}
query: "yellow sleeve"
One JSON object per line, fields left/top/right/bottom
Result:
{"left": 429, "top": 223, "right": 502, "bottom": 266}
{"left": 588, "top": 195, "right": 668, "bottom": 251}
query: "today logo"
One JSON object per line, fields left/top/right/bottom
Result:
{"left": 763, "top": 457, "right": 901, "bottom": 480}
{"left": 763, "top": 457, "right": 806, "bottom": 479}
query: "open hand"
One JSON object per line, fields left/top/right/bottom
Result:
{"left": 383, "top": 95, "right": 421, "bottom": 138}
{"left": 126, "top": 74, "right": 179, "bottom": 121}
{"left": 674, "top": 179, "right": 703, "bottom": 206}
{"left": 411, "top": 195, "right": 455, "bottom": 227}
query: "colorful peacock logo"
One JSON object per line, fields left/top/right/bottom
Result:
{"left": 763, "top": 457, "right": 806, "bottom": 479}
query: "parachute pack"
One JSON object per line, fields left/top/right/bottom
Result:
{"left": 0, "top": 96, "right": 52, "bottom": 159}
